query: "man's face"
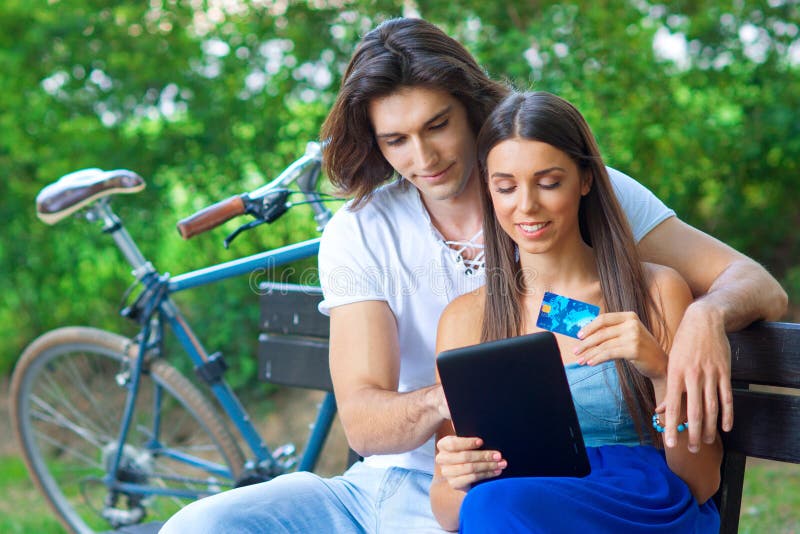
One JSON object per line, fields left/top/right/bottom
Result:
{"left": 368, "top": 86, "right": 477, "bottom": 203}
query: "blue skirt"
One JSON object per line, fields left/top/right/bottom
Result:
{"left": 459, "top": 445, "right": 719, "bottom": 533}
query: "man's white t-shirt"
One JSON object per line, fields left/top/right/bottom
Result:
{"left": 317, "top": 167, "right": 675, "bottom": 474}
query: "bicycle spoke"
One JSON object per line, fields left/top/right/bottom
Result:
{"left": 30, "top": 395, "right": 107, "bottom": 448}
{"left": 60, "top": 353, "right": 123, "bottom": 431}
{"left": 32, "top": 427, "right": 103, "bottom": 469}
{"left": 37, "top": 367, "right": 114, "bottom": 441}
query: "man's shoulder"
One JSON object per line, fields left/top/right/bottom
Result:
{"left": 325, "top": 180, "right": 417, "bottom": 232}
{"left": 606, "top": 166, "right": 635, "bottom": 191}
{"left": 350, "top": 180, "right": 414, "bottom": 214}
{"left": 320, "top": 180, "right": 419, "bottom": 255}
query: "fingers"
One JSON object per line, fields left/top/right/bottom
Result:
{"left": 719, "top": 377, "right": 734, "bottom": 433}
{"left": 439, "top": 456, "right": 507, "bottom": 489}
{"left": 664, "top": 371, "right": 703, "bottom": 453}
{"left": 577, "top": 312, "right": 624, "bottom": 338}
{"left": 435, "top": 436, "right": 506, "bottom": 490}
{"left": 575, "top": 312, "right": 646, "bottom": 366}
{"left": 684, "top": 371, "right": 704, "bottom": 453}
{"left": 663, "top": 367, "right": 730, "bottom": 452}
{"left": 662, "top": 371, "right": 684, "bottom": 449}
{"left": 576, "top": 339, "right": 621, "bottom": 366}
{"left": 574, "top": 315, "right": 625, "bottom": 363}
{"left": 702, "top": 376, "right": 719, "bottom": 444}
{"left": 437, "top": 435, "right": 482, "bottom": 453}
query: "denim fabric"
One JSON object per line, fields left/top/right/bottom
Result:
{"left": 566, "top": 361, "right": 643, "bottom": 447}
{"left": 159, "top": 461, "right": 447, "bottom": 534}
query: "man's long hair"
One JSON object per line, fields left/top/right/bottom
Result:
{"left": 321, "top": 18, "right": 508, "bottom": 207}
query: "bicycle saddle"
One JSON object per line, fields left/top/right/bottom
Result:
{"left": 36, "top": 168, "right": 145, "bottom": 224}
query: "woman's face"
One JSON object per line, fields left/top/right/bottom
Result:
{"left": 486, "top": 138, "right": 591, "bottom": 256}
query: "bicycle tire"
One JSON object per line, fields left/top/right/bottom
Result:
{"left": 10, "top": 326, "right": 246, "bottom": 533}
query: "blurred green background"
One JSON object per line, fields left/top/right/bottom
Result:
{"left": 0, "top": 1, "right": 798, "bottom": 532}
{"left": 1, "top": 0, "right": 798, "bottom": 381}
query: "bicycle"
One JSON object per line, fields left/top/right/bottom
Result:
{"left": 10, "top": 141, "right": 339, "bottom": 533}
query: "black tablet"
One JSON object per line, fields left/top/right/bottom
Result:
{"left": 437, "top": 331, "right": 591, "bottom": 481}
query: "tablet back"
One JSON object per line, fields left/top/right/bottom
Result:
{"left": 437, "top": 331, "right": 590, "bottom": 480}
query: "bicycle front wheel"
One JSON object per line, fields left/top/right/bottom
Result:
{"left": 10, "top": 326, "right": 245, "bottom": 533}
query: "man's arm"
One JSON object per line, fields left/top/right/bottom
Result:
{"left": 328, "top": 300, "right": 449, "bottom": 457}
{"left": 637, "top": 217, "right": 788, "bottom": 451}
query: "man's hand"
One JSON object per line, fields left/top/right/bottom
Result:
{"left": 660, "top": 301, "right": 733, "bottom": 452}
{"left": 636, "top": 219, "right": 788, "bottom": 453}
{"left": 430, "top": 384, "right": 452, "bottom": 421}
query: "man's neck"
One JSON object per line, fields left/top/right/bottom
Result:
{"left": 420, "top": 176, "right": 484, "bottom": 243}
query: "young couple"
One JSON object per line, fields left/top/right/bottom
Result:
{"left": 162, "top": 17, "right": 786, "bottom": 533}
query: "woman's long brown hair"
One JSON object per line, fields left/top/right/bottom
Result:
{"left": 477, "top": 92, "right": 666, "bottom": 444}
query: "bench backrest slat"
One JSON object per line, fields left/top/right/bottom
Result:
{"left": 728, "top": 322, "right": 800, "bottom": 389}
{"left": 259, "top": 282, "right": 329, "bottom": 338}
{"left": 257, "top": 282, "right": 331, "bottom": 391}
{"left": 725, "top": 390, "right": 800, "bottom": 463}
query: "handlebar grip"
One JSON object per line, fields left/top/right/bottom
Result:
{"left": 176, "top": 195, "right": 246, "bottom": 239}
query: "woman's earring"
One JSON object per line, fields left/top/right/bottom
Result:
{"left": 514, "top": 244, "right": 520, "bottom": 263}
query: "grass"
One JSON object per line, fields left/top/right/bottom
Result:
{"left": 738, "top": 459, "right": 800, "bottom": 533}
{"left": 1, "top": 454, "right": 798, "bottom": 532}
{"left": 0, "top": 454, "right": 65, "bottom": 534}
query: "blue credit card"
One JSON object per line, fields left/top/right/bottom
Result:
{"left": 536, "top": 291, "right": 600, "bottom": 339}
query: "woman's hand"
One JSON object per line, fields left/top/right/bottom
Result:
{"left": 435, "top": 435, "right": 506, "bottom": 491}
{"left": 572, "top": 311, "right": 667, "bottom": 380}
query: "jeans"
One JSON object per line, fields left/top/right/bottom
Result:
{"left": 159, "top": 461, "right": 446, "bottom": 533}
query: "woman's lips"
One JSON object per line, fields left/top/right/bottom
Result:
{"left": 517, "top": 221, "right": 550, "bottom": 237}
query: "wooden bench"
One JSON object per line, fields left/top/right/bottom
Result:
{"left": 257, "top": 283, "right": 800, "bottom": 532}
{"left": 715, "top": 321, "right": 800, "bottom": 533}
{"left": 257, "top": 282, "right": 361, "bottom": 467}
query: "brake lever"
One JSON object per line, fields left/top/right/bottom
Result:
{"left": 224, "top": 219, "right": 267, "bottom": 248}
{"left": 223, "top": 189, "right": 291, "bottom": 248}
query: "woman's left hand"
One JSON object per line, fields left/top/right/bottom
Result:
{"left": 572, "top": 312, "right": 667, "bottom": 380}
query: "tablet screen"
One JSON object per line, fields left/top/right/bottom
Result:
{"left": 437, "top": 331, "right": 590, "bottom": 481}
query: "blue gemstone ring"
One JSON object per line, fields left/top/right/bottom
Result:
{"left": 652, "top": 413, "right": 688, "bottom": 433}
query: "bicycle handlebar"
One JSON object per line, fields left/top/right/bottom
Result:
{"left": 177, "top": 195, "right": 247, "bottom": 239}
{"left": 176, "top": 142, "right": 331, "bottom": 240}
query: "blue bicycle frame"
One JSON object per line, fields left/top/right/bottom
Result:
{"left": 91, "top": 199, "right": 335, "bottom": 500}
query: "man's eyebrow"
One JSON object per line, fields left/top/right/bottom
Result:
{"left": 375, "top": 105, "right": 452, "bottom": 138}
{"left": 490, "top": 166, "right": 566, "bottom": 179}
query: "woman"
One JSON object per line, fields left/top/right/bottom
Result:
{"left": 430, "top": 92, "right": 722, "bottom": 533}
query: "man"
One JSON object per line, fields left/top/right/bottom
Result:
{"left": 162, "top": 17, "right": 786, "bottom": 533}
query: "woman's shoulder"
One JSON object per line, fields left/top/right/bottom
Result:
{"left": 642, "top": 262, "right": 693, "bottom": 310}
{"left": 437, "top": 286, "right": 485, "bottom": 352}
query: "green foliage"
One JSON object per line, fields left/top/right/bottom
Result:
{"left": 1, "top": 0, "right": 798, "bottom": 384}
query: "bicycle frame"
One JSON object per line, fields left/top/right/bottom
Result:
{"left": 89, "top": 198, "right": 334, "bottom": 501}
